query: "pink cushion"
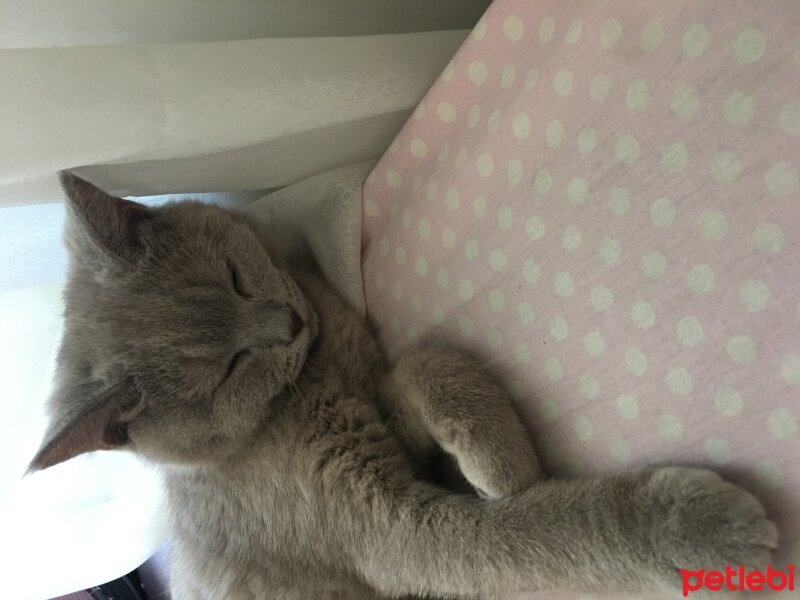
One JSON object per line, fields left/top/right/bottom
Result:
{"left": 361, "top": 0, "right": 800, "bottom": 583}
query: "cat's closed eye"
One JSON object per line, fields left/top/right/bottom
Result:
{"left": 222, "top": 349, "right": 251, "bottom": 385}
{"left": 228, "top": 261, "right": 251, "bottom": 298}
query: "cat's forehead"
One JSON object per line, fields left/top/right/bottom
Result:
{"left": 138, "top": 204, "right": 270, "bottom": 275}
{"left": 160, "top": 200, "right": 231, "bottom": 227}
{"left": 147, "top": 202, "right": 239, "bottom": 247}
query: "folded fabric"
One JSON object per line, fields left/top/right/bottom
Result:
{"left": 1, "top": 32, "right": 465, "bottom": 205}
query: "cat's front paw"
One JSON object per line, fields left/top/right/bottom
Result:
{"left": 643, "top": 467, "right": 778, "bottom": 588}
{"left": 461, "top": 442, "right": 541, "bottom": 500}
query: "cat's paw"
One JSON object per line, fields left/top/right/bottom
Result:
{"left": 642, "top": 467, "right": 778, "bottom": 587}
{"left": 456, "top": 437, "right": 541, "bottom": 499}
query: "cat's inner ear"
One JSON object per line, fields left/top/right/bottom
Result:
{"left": 27, "top": 380, "right": 140, "bottom": 473}
{"left": 60, "top": 172, "right": 151, "bottom": 259}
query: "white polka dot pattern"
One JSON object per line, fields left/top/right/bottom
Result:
{"left": 362, "top": 0, "right": 800, "bottom": 569}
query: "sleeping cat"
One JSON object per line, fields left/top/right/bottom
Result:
{"left": 30, "top": 174, "right": 777, "bottom": 599}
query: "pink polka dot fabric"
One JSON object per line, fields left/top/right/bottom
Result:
{"left": 361, "top": 0, "right": 800, "bottom": 586}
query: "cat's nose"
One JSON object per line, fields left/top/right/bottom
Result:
{"left": 290, "top": 310, "right": 305, "bottom": 339}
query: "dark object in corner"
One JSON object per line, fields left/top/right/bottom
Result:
{"left": 88, "top": 569, "right": 147, "bottom": 600}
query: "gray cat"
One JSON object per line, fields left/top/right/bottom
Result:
{"left": 30, "top": 174, "right": 777, "bottom": 599}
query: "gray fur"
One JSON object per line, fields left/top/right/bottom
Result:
{"left": 32, "top": 174, "right": 777, "bottom": 599}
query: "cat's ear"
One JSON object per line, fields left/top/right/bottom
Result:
{"left": 60, "top": 172, "right": 151, "bottom": 260}
{"left": 27, "top": 379, "right": 140, "bottom": 473}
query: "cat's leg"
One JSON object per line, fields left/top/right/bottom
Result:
{"left": 344, "top": 468, "right": 776, "bottom": 598}
{"left": 383, "top": 345, "right": 541, "bottom": 497}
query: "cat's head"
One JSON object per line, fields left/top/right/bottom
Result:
{"left": 28, "top": 174, "right": 317, "bottom": 471}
